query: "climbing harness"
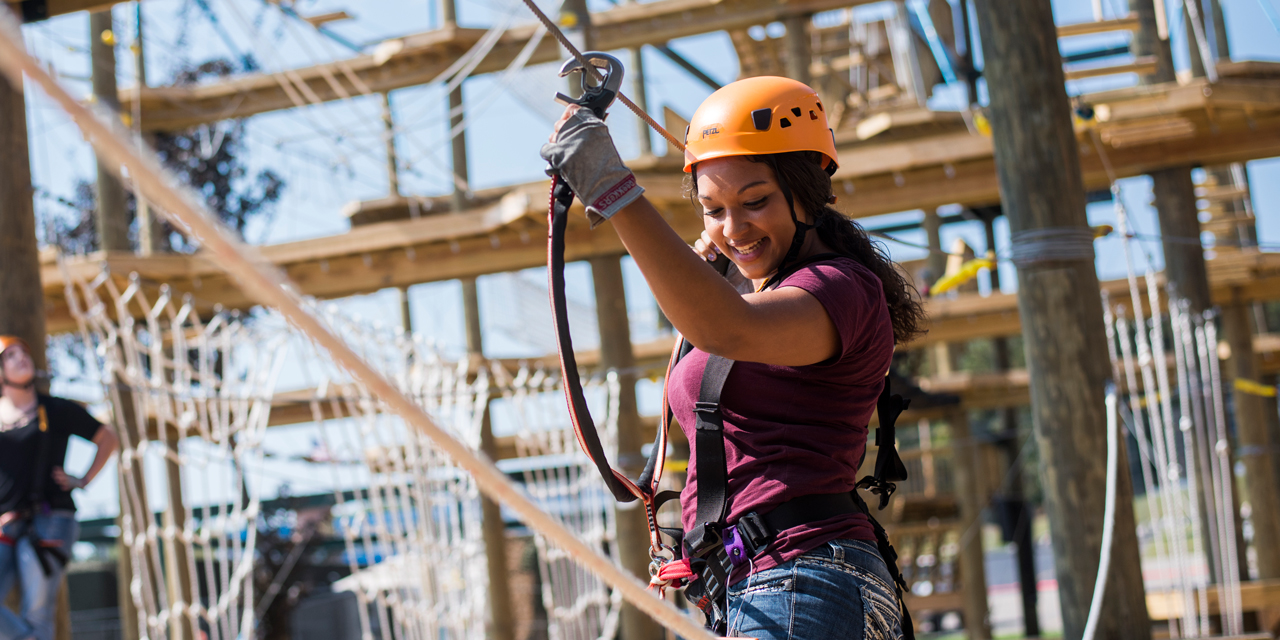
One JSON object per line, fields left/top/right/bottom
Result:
{"left": 546, "top": 58, "right": 916, "bottom": 638}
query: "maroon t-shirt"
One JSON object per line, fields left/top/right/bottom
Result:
{"left": 668, "top": 256, "right": 895, "bottom": 584}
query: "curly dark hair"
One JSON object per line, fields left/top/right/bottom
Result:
{"left": 690, "top": 151, "right": 927, "bottom": 345}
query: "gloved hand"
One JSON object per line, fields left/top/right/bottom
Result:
{"left": 541, "top": 107, "right": 645, "bottom": 227}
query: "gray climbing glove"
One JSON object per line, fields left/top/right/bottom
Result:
{"left": 540, "top": 108, "right": 645, "bottom": 228}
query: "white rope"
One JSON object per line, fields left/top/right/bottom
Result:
{"left": 1081, "top": 383, "right": 1119, "bottom": 640}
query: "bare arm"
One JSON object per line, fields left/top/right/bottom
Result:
{"left": 53, "top": 424, "right": 119, "bottom": 491}
{"left": 609, "top": 198, "right": 839, "bottom": 366}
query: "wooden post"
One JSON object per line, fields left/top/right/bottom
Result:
{"left": 131, "top": 3, "right": 162, "bottom": 256}
{"left": 115, "top": 502, "right": 140, "bottom": 640}
{"left": 90, "top": 9, "right": 130, "bottom": 252}
{"left": 784, "top": 14, "right": 811, "bottom": 85}
{"left": 970, "top": 1, "right": 1151, "bottom": 637}
{"left": 631, "top": 47, "right": 652, "bottom": 156}
{"left": 1127, "top": 0, "right": 1176, "bottom": 85}
{"left": 950, "top": 410, "right": 991, "bottom": 640}
{"left": 382, "top": 92, "right": 400, "bottom": 197}
{"left": 590, "top": 256, "right": 662, "bottom": 640}
{"left": 443, "top": 0, "right": 469, "bottom": 212}
{"left": 0, "top": 21, "right": 47, "bottom": 377}
{"left": 460, "top": 278, "right": 516, "bottom": 640}
{"left": 163, "top": 428, "right": 195, "bottom": 640}
{"left": 1221, "top": 301, "right": 1280, "bottom": 579}
{"left": 398, "top": 286, "right": 413, "bottom": 334}
{"left": 923, "top": 210, "right": 955, "bottom": 375}
{"left": 980, "top": 210, "right": 1039, "bottom": 637}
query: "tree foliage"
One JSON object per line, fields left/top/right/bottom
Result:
{"left": 47, "top": 58, "right": 284, "bottom": 254}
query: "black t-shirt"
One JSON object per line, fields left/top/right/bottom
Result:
{"left": 0, "top": 395, "right": 103, "bottom": 513}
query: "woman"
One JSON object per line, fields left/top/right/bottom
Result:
{"left": 542, "top": 77, "right": 924, "bottom": 639}
{"left": 0, "top": 336, "right": 118, "bottom": 640}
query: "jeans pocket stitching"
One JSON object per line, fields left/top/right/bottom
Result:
{"left": 859, "top": 576, "right": 902, "bottom": 640}
{"left": 728, "top": 575, "right": 795, "bottom": 597}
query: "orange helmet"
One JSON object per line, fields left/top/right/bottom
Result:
{"left": 683, "top": 76, "right": 838, "bottom": 174}
{"left": 0, "top": 336, "right": 29, "bottom": 359}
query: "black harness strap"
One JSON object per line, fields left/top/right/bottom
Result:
{"left": 687, "top": 355, "right": 733, "bottom": 550}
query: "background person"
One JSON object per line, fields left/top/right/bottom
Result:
{"left": 0, "top": 337, "right": 118, "bottom": 640}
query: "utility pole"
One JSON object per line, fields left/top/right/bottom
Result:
{"left": 589, "top": 256, "right": 661, "bottom": 640}
{"left": 90, "top": 9, "right": 131, "bottom": 252}
{"left": 971, "top": 1, "right": 1151, "bottom": 638}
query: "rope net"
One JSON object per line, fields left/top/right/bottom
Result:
{"left": 63, "top": 268, "right": 283, "bottom": 640}
{"left": 494, "top": 362, "right": 624, "bottom": 640}
{"left": 61, "top": 259, "right": 648, "bottom": 640}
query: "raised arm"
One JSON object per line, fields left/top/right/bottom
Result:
{"left": 542, "top": 106, "right": 839, "bottom": 366}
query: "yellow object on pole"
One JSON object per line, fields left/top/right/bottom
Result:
{"left": 930, "top": 256, "right": 996, "bottom": 296}
{"left": 1235, "top": 378, "right": 1279, "bottom": 398}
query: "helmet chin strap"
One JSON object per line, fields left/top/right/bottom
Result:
{"left": 764, "top": 156, "right": 811, "bottom": 290}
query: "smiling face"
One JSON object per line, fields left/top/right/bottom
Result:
{"left": 0, "top": 344, "right": 35, "bottom": 389}
{"left": 696, "top": 156, "right": 811, "bottom": 284}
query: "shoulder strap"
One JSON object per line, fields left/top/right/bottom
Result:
{"left": 684, "top": 355, "right": 733, "bottom": 553}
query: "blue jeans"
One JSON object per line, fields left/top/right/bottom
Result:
{"left": 0, "top": 511, "right": 79, "bottom": 640}
{"left": 726, "top": 538, "right": 903, "bottom": 640}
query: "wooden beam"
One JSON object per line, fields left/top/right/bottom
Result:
{"left": 1056, "top": 15, "right": 1141, "bottom": 37}
{"left": 5, "top": 0, "right": 121, "bottom": 21}
{"left": 1063, "top": 55, "right": 1159, "bottom": 81}
{"left": 117, "top": 0, "right": 879, "bottom": 131}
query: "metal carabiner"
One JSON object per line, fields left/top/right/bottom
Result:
{"left": 554, "top": 51, "right": 625, "bottom": 120}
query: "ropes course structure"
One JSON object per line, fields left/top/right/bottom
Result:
{"left": 61, "top": 266, "right": 285, "bottom": 640}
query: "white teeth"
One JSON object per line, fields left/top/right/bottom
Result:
{"left": 731, "top": 239, "right": 763, "bottom": 254}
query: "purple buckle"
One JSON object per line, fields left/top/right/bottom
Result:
{"left": 723, "top": 525, "right": 748, "bottom": 567}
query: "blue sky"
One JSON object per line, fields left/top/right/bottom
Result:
{"left": 18, "top": 0, "right": 1279, "bottom": 520}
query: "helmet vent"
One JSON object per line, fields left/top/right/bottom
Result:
{"left": 810, "top": 110, "right": 818, "bottom": 120}
{"left": 790, "top": 107, "right": 802, "bottom": 117}
{"left": 751, "top": 108, "right": 772, "bottom": 131}
{"left": 779, "top": 117, "right": 792, "bottom": 129}
{"left": 816, "top": 101, "right": 824, "bottom": 112}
